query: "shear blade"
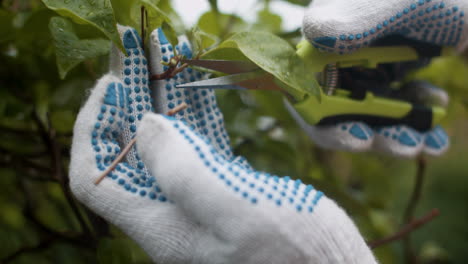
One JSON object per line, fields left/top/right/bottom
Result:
{"left": 177, "top": 71, "right": 264, "bottom": 90}
{"left": 182, "top": 59, "right": 259, "bottom": 74}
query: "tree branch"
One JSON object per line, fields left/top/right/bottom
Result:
{"left": 403, "top": 156, "right": 426, "bottom": 223}
{"left": 369, "top": 208, "right": 439, "bottom": 249}
{"left": 32, "top": 111, "right": 95, "bottom": 242}
{"left": 402, "top": 156, "right": 427, "bottom": 263}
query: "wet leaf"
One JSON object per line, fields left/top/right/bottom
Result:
{"left": 49, "top": 17, "right": 110, "bottom": 79}
{"left": 197, "top": 10, "right": 247, "bottom": 39}
{"left": 42, "top": 0, "right": 122, "bottom": 51}
{"left": 203, "top": 31, "right": 320, "bottom": 99}
{"left": 253, "top": 9, "right": 282, "bottom": 33}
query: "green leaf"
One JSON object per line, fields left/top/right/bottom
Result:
{"left": 97, "top": 238, "right": 134, "bottom": 264}
{"left": 110, "top": 0, "right": 179, "bottom": 46}
{"left": 49, "top": 17, "right": 110, "bottom": 79}
{"left": 253, "top": 9, "right": 282, "bottom": 33}
{"left": 203, "top": 31, "right": 320, "bottom": 100}
{"left": 15, "top": 9, "right": 55, "bottom": 52}
{"left": 141, "top": 0, "right": 179, "bottom": 47}
{"left": 158, "top": 0, "right": 185, "bottom": 34}
{"left": 0, "top": 10, "right": 15, "bottom": 43}
{"left": 197, "top": 11, "right": 247, "bottom": 39}
{"left": 41, "top": 0, "right": 122, "bottom": 51}
{"left": 188, "top": 27, "right": 218, "bottom": 56}
{"left": 281, "top": 0, "right": 313, "bottom": 6}
{"left": 208, "top": 0, "right": 219, "bottom": 13}
{"left": 162, "top": 21, "right": 178, "bottom": 48}
{"left": 110, "top": 0, "right": 140, "bottom": 30}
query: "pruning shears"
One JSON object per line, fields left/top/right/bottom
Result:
{"left": 176, "top": 40, "right": 449, "bottom": 132}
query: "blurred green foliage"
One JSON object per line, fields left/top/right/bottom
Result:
{"left": 1, "top": 0, "right": 468, "bottom": 263}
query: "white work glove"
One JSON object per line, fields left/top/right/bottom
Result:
{"left": 69, "top": 26, "right": 377, "bottom": 263}
{"left": 294, "top": 0, "right": 465, "bottom": 158}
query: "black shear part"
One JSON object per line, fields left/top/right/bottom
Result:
{"left": 323, "top": 35, "right": 443, "bottom": 131}
{"left": 338, "top": 59, "right": 432, "bottom": 100}
{"left": 317, "top": 106, "right": 433, "bottom": 132}
{"left": 371, "top": 34, "right": 443, "bottom": 58}
{"left": 338, "top": 34, "right": 440, "bottom": 100}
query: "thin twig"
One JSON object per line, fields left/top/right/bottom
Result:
{"left": 166, "top": 102, "right": 188, "bottom": 116}
{"left": 402, "top": 156, "right": 427, "bottom": 263}
{"left": 94, "top": 103, "right": 188, "bottom": 185}
{"left": 141, "top": 6, "right": 145, "bottom": 49}
{"left": 94, "top": 137, "right": 136, "bottom": 185}
{"left": 150, "top": 56, "right": 188, "bottom": 81}
{"left": 369, "top": 208, "right": 440, "bottom": 249}
{"left": 403, "top": 156, "right": 427, "bottom": 223}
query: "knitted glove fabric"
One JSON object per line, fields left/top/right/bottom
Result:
{"left": 293, "top": 0, "right": 456, "bottom": 158}
{"left": 303, "top": 0, "right": 468, "bottom": 54}
{"left": 70, "top": 26, "right": 378, "bottom": 263}
{"left": 286, "top": 82, "right": 450, "bottom": 158}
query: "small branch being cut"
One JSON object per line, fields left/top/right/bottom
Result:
{"left": 369, "top": 208, "right": 439, "bottom": 249}
{"left": 94, "top": 103, "right": 188, "bottom": 185}
{"left": 151, "top": 56, "right": 189, "bottom": 81}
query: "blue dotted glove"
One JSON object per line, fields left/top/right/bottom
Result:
{"left": 69, "top": 26, "right": 377, "bottom": 263}
{"left": 292, "top": 0, "right": 458, "bottom": 158}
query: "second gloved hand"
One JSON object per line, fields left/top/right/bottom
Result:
{"left": 290, "top": 0, "right": 458, "bottom": 158}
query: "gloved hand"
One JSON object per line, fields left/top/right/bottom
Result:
{"left": 70, "top": 26, "right": 377, "bottom": 263}
{"left": 294, "top": 0, "right": 464, "bottom": 158}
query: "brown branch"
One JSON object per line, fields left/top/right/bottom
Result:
{"left": 94, "top": 137, "right": 136, "bottom": 185}
{"left": 150, "top": 56, "right": 188, "bottom": 81}
{"left": 94, "top": 103, "right": 188, "bottom": 185}
{"left": 369, "top": 208, "right": 440, "bottom": 249}
{"left": 84, "top": 61, "right": 97, "bottom": 80}
{"left": 32, "top": 111, "right": 95, "bottom": 242}
{"left": 403, "top": 156, "right": 426, "bottom": 223}
{"left": 402, "top": 156, "right": 427, "bottom": 263}
{"left": 141, "top": 6, "right": 146, "bottom": 49}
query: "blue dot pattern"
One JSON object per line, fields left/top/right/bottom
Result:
{"left": 311, "top": 1, "right": 465, "bottom": 54}
{"left": 90, "top": 27, "right": 323, "bottom": 209}
{"left": 151, "top": 32, "right": 238, "bottom": 164}
{"left": 374, "top": 125, "right": 423, "bottom": 147}
{"left": 339, "top": 122, "right": 374, "bottom": 141}
{"left": 164, "top": 115, "right": 324, "bottom": 212}
{"left": 90, "top": 27, "right": 254, "bottom": 202}
{"left": 424, "top": 125, "right": 449, "bottom": 150}
{"left": 92, "top": 28, "right": 167, "bottom": 202}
